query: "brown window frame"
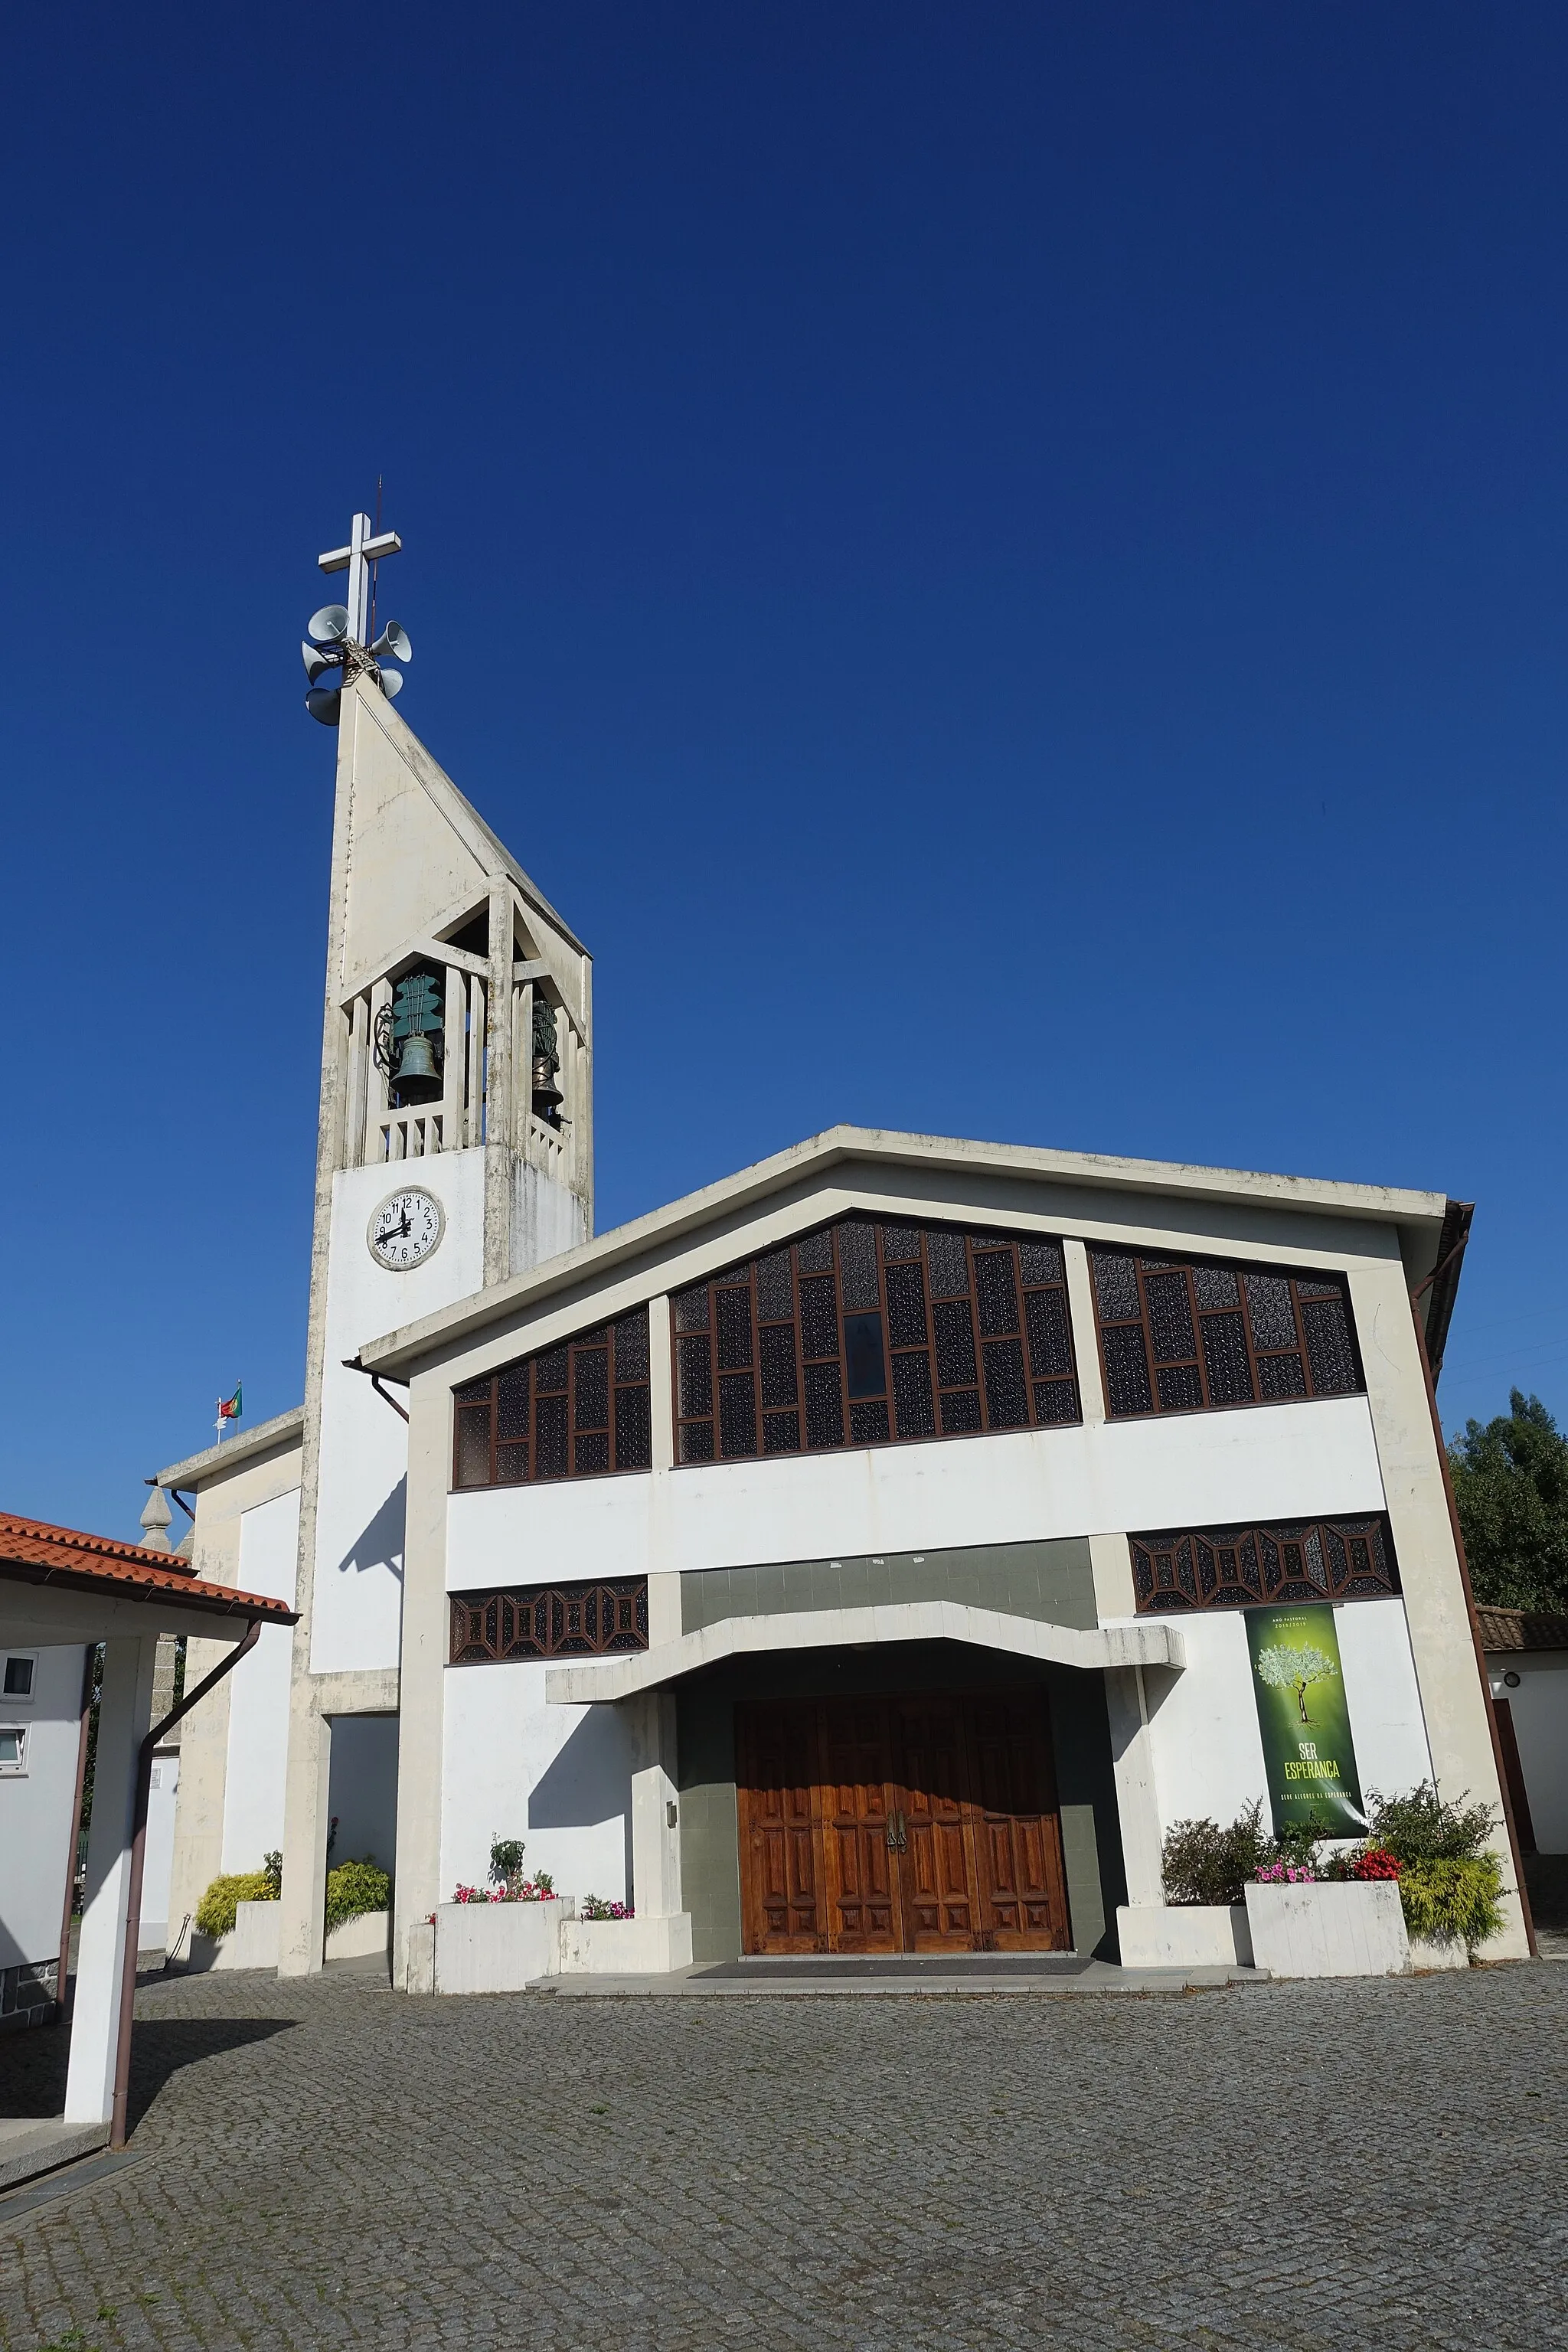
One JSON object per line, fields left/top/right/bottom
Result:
{"left": 451, "top": 1305, "right": 652, "bottom": 1491}
{"left": 1088, "top": 1247, "right": 1362, "bottom": 1421}
{"left": 449, "top": 1579, "right": 650, "bottom": 1661}
{"left": 671, "top": 1214, "right": 1080, "bottom": 1468}
{"left": 1130, "top": 1513, "right": 1400, "bottom": 1614}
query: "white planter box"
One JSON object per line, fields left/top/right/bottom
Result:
{"left": 433, "top": 1900, "right": 571, "bottom": 1994}
{"left": 191, "top": 1900, "right": 390, "bottom": 1972}
{"left": 558, "top": 1914, "right": 693, "bottom": 1975}
{"left": 1244, "top": 1881, "right": 1410, "bottom": 1979}
{"left": 1116, "top": 1904, "right": 1253, "bottom": 1969}
{"left": 198, "top": 1898, "right": 282, "bottom": 1971}
{"left": 326, "top": 1909, "right": 388, "bottom": 1962}
{"left": 1408, "top": 1934, "right": 1469, "bottom": 1973}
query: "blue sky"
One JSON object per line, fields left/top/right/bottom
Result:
{"left": 5, "top": 5, "right": 1566, "bottom": 1537}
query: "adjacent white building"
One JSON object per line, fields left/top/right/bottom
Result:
{"left": 158, "top": 608, "right": 1530, "bottom": 1984}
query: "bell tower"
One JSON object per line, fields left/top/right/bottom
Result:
{"left": 276, "top": 514, "right": 593, "bottom": 1974}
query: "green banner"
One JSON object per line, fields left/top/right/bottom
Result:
{"left": 1246, "top": 1603, "right": 1367, "bottom": 1838}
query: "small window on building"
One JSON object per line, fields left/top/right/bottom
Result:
{"left": 0, "top": 1726, "right": 27, "bottom": 1774}
{"left": 1130, "top": 1513, "right": 1399, "bottom": 1612}
{"left": 451, "top": 1305, "right": 653, "bottom": 1491}
{"left": 2, "top": 1655, "right": 35, "bottom": 1700}
{"left": 1088, "top": 1249, "right": 1363, "bottom": 1419}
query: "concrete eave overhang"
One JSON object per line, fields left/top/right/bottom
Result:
{"left": 156, "top": 1406, "right": 305, "bottom": 1493}
{"left": 364, "top": 1123, "right": 1452, "bottom": 1379}
{"left": 543, "top": 1602, "right": 1185, "bottom": 1705}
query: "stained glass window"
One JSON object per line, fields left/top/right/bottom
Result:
{"left": 452, "top": 1306, "right": 653, "bottom": 1489}
{"left": 1130, "top": 1514, "right": 1398, "bottom": 1613}
{"left": 449, "top": 1579, "right": 649, "bottom": 1661}
{"left": 672, "top": 1217, "right": 1080, "bottom": 1465}
{"left": 1089, "top": 1248, "right": 1362, "bottom": 1419}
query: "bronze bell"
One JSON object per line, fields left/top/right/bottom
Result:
{"left": 531, "top": 1052, "right": 564, "bottom": 1125}
{"left": 393, "top": 1031, "right": 442, "bottom": 1104}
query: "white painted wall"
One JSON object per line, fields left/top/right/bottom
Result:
{"left": 140, "top": 1750, "right": 180, "bottom": 1945}
{"left": 439, "top": 1662, "right": 635, "bottom": 1906}
{"left": 310, "top": 1152, "right": 486, "bottom": 1675}
{"left": 327, "top": 1714, "right": 400, "bottom": 1872}
{"left": 1130, "top": 1596, "right": 1432, "bottom": 1851}
{"left": 0, "top": 1642, "right": 84, "bottom": 1970}
{"left": 220, "top": 1488, "right": 300, "bottom": 1872}
{"left": 1490, "top": 1653, "right": 1568, "bottom": 1854}
{"left": 511, "top": 1159, "right": 588, "bottom": 1277}
{"left": 446, "top": 1394, "right": 1387, "bottom": 1591}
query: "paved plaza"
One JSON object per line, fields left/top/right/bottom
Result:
{"left": 2, "top": 1963, "right": 1565, "bottom": 2351}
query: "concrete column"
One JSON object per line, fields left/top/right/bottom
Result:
{"left": 277, "top": 1703, "right": 330, "bottom": 1976}
{"left": 1348, "top": 1256, "right": 1530, "bottom": 1960}
{"left": 392, "top": 1370, "right": 450, "bottom": 1986}
{"left": 1063, "top": 1239, "right": 1105, "bottom": 1422}
{"left": 1103, "top": 1664, "right": 1164, "bottom": 1909}
{"left": 627, "top": 1693, "right": 682, "bottom": 1918}
{"left": 65, "top": 1635, "right": 157, "bottom": 2125}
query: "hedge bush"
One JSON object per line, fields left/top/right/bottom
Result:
{"left": 325, "top": 1858, "right": 391, "bottom": 1932}
{"left": 1397, "top": 1854, "right": 1505, "bottom": 1950}
{"left": 1161, "top": 1802, "right": 1273, "bottom": 1906}
{"left": 194, "top": 1871, "right": 274, "bottom": 1939}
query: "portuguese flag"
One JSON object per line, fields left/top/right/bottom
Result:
{"left": 217, "top": 1383, "right": 243, "bottom": 1427}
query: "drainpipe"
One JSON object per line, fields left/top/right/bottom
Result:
{"left": 1408, "top": 1247, "right": 1539, "bottom": 1960}
{"left": 55, "top": 1645, "right": 97, "bottom": 2024}
{"left": 342, "top": 1356, "right": 410, "bottom": 1422}
{"left": 109, "top": 1618, "right": 263, "bottom": 2148}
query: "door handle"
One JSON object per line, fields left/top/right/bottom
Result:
{"left": 885, "top": 1808, "right": 908, "bottom": 1854}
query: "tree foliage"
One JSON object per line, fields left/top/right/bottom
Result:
{"left": 1449, "top": 1390, "right": 1568, "bottom": 1612}
{"left": 1254, "top": 1642, "right": 1338, "bottom": 1724}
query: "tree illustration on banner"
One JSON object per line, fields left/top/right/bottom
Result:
{"left": 1254, "top": 1640, "right": 1338, "bottom": 1726}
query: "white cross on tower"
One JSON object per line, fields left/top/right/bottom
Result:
{"left": 318, "top": 511, "right": 402, "bottom": 647}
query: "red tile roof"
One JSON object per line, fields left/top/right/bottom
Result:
{"left": 1476, "top": 1604, "right": 1568, "bottom": 1655}
{"left": 0, "top": 1511, "right": 296, "bottom": 1624}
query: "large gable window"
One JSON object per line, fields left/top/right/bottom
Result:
{"left": 1088, "top": 1248, "right": 1362, "bottom": 1420}
{"left": 452, "top": 1306, "right": 652, "bottom": 1489}
{"left": 673, "top": 1216, "right": 1080, "bottom": 1466}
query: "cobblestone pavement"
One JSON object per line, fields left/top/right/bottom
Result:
{"left": 2, "top": 1964, "right": 1566, "bottom": 2351}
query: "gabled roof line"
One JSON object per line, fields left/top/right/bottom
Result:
{"left": 361, "top": 1122, "right": 1450, "bottom": 1377}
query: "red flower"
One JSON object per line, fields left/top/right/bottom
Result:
{"left": 1351, "top": 1846, "right": 1401, "bottom": 1881}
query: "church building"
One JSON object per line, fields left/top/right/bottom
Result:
{"left": 157, "top": 520, "right": 1529, "bottom": 1982}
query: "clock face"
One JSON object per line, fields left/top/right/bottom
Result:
{"left": 367, "top": 1187, "right": 445, "bottom": 1271}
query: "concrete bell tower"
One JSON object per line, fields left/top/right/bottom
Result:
{"left": 276, "top": 521, "right": 593, "bottom": 1973}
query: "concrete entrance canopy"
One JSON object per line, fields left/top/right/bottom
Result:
{"left": 545, "top": 1604, "right": 1184, "bottom": 1706}
{"left": 0, "top": 1514, "right": 297, "bottom": 2177}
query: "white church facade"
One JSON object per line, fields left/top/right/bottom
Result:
{"left": 157, "top": 524, "right": 1530, "bottom": 1981}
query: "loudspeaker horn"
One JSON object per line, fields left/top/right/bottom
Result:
{"left": 370, "top": 621, "right": 412, "bottom": 662}
{"left": 302, "top": 640, "right": 339, "bottom": 685}
{"left": 379, "top": 668, "right": 403, "bottom": 698}
{"left": 305, "top": 685, "right": 342, "bottom": 726}
{"left": 308, "top": 603, "right": 351, "bottom": 644}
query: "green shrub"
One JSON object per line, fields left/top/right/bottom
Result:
{"left": 325, "top": 1857, "right": 391, "bottom": 1933}
{"left": 1398, "top": 1854, "right": 1506, "bottom": 1951}
{"left": 194, "top": 1871, "right": 274, "bottom": 1939}
{"left": 1366, "top": 1782, "right": 1495, "bottom": 1864}
{"left": 1161, "top": 1802, "right": 1273, "bottom": 1906}
{"left": 261, "top": 1850, "right": 283, "bottom": 1897}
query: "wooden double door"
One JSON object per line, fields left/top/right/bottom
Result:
{"left": 736, "top": 1689, "right": 1071, "bottom": 1955}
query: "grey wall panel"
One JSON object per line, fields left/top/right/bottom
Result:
{"left": 681, "top": 1537, "right": 1096, "bottom": 1638}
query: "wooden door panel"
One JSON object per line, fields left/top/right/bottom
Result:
{"left": 819, "top": 1698, "right": 900, "bottom": 1952}
{"left": 894, "top": 1697, "right": 979, "bottom": 1950}
{"left": 963, "top": 1692, "right": 1070, "bottom": 1952}
{"left": 737, "top": 1701, "right": 823, "bottom": 1953}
